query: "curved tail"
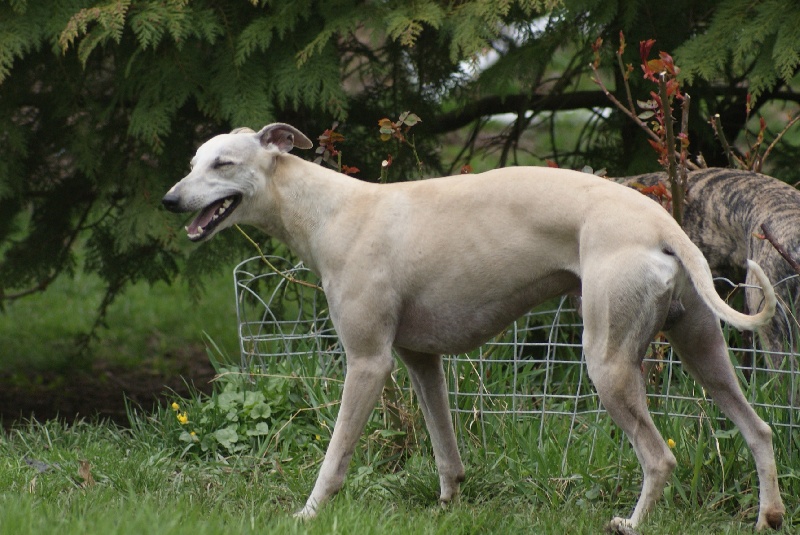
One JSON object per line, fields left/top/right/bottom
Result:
{"left": 669, "top": 232, "right": 776, "bottom": 330}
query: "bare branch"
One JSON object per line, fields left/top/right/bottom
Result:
{"left": 711, "top": 114, "right": 744, "bottom": 168}
{"left": 761, "top": 223, "right": 800, "bottom": 276}
{"left": 616, "top": 50, "right": 635, "bottom": 113}
{"left": 679, "top": 93, "right": 691, "bottom": 192}
{"left": 429, "top": 84, "right": 800, "bottom": 138}
{"left": 659, "top": 73, "right": 682, "bottom": 225}
{"left": 761, "top": 114, "right": 800, "bottom": 168}
{"left": 590, "top": 62, "right": 700, "bottom": 172}
{"left": 428, "top": 90, "right": 611, "bottom": 134}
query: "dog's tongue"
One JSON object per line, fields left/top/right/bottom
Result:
{"left": 186, "top": 199, "right": 225, "bottom": 235}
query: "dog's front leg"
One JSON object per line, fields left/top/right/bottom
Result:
{"left": 295, "top": 350, "right": 395, "bottom": 518}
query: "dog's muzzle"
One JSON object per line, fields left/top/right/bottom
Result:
{"left": 162, "top": 191, "right": 242, "bottom": 242}
{"left": 161, "top": 192, "right": 183, "bottom": 213}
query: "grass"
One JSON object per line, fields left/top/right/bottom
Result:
{"left": 0, "top": 267, "right": 239, "bottom": 372}
{"left": 0, "top": 407, "right": 792, "bottom": 535}
{"left": 1, "top": 338, "right": 796, "bottom": 534}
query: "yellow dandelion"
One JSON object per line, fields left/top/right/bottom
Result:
{"left": 171, "top": 402, "right": 180, "bottom": 411}
{"left": 177, "top": 412, "right": 189, "bottom": 425}
{"left": 667, "top": 438, "right": 676, "bottom": 449}
{"left": 190, "top": 431, "right": 196, "bottom": 436}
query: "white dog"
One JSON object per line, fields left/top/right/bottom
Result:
{"left": 163, "top": 124, "right": 784, "bottom": 531}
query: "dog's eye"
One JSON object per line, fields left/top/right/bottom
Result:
{"left": 213, "top": 159, "right": 234, "bottom": 169}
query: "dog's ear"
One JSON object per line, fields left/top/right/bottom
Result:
{"left": 256, "top": 123, "right": 313, "bottom": 152}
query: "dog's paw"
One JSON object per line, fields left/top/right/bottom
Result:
{"left": 293, "top": 503, "right": 318, "bottom": 520}
{"left": 438, "top": 493, "right": 460, "bottom": 509}
{"left": 755, "top": 508, "right": 784, "bottom": 531}
{"left": 604, "top": 517, "right": 641, "bottom": 535}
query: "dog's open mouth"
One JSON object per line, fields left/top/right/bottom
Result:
{"left": 185, "top": 195, "right": 242, "bottom": 241}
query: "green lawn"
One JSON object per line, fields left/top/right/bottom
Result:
{"left": 1, "top": 414, "right": 791, "bottom": 535}
{"left": 0, "top": 267, "right": 240, "bottom": 372}
{"left": 0, "top": 345, "right": 796, "bottom": 534}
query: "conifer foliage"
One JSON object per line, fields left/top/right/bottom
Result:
{"left": 0, "top": 0, "right": 798, "bottom": 328}
{"left": 677, "top": 0, "right": 800, "bottom": 100}
{"left": 0, "top": 0, "right": 559, "bottom": 311}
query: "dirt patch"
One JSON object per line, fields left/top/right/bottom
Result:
{"left": 0, "top": 345, "right": 217, "bottom": 428}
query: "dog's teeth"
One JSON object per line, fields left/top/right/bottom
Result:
{"left": 216, "top": 199, "right": 232, "bottom": 217}
{"left": 213, "top": 199, "right": 233, "bottom": 219}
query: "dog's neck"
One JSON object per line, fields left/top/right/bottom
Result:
{"left": 253, "top": 154, "right": 368, "bottom": 273}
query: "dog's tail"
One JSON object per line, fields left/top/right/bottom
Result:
{"left": 669, "top": 232, "right": 776, "bottom": 330}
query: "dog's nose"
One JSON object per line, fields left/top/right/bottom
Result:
{"left": 162, "top": 192, "right": 182, "bottom": 212}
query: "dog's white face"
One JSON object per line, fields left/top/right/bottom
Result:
{"left": 164, "top": 132, "right": 260, "bottom": 242}
{"left": 162, "top": 124, "right": 312, "bottom": 242}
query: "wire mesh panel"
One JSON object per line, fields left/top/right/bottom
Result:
{"left": 234, "top": 256, "right": 800, "bottom": 441}
{"left": 234, "top": 256, "right": 341, "bottom": 376}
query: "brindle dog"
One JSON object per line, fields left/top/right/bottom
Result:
{"left": 621, "top": 168, "right": 800, "bottom": 365}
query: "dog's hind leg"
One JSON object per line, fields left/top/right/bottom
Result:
{"left": 580, "top": 256, "right": 678, "bottom": 531}
{"left": 396, "top": 349, "right": 465, "bottom": 504}
{"left": 665, "top": 288, "right": 785, "bottom": 531}
{"left": 296, "top": 348, "right": 395, "bottom": 518}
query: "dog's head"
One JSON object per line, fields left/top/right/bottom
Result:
{"left": 162, "top": 123, "right": 312, "bottom": 242}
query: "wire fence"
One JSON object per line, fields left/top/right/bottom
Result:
{"left": 234, "top": 256, "right": 800, "bottom": 445}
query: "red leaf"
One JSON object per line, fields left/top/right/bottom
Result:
{"left": 341, "top": 165, "right": 360, "bottom": 175}
{"left": 646, "top": 59, "right": 665, "bottom": 74}
{"left": 637, "top": 182, "right": 671, "bottom": 199}
{"left": 658, "top": 51, "right": 678, "bottom": 76}
{"left": 639, "top": 39, "right": 656, "bottom": 64}
{"left": 545, "top": 159, "right": 559, "bottom": 168}
{"left": 666, "top": 79, "right": 681, "bottom": 97}
{"left": 647, "top": 139, "right": 667, "bottom": 156}
{"left": 592, "top": 36, "right": 603, "bottom": 68}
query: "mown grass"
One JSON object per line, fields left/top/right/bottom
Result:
{"left": 1, "top": 340, "right": 796, "bottom": 535}
{"left": 1, "top": 412, "right": 792, "bottom": 535}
